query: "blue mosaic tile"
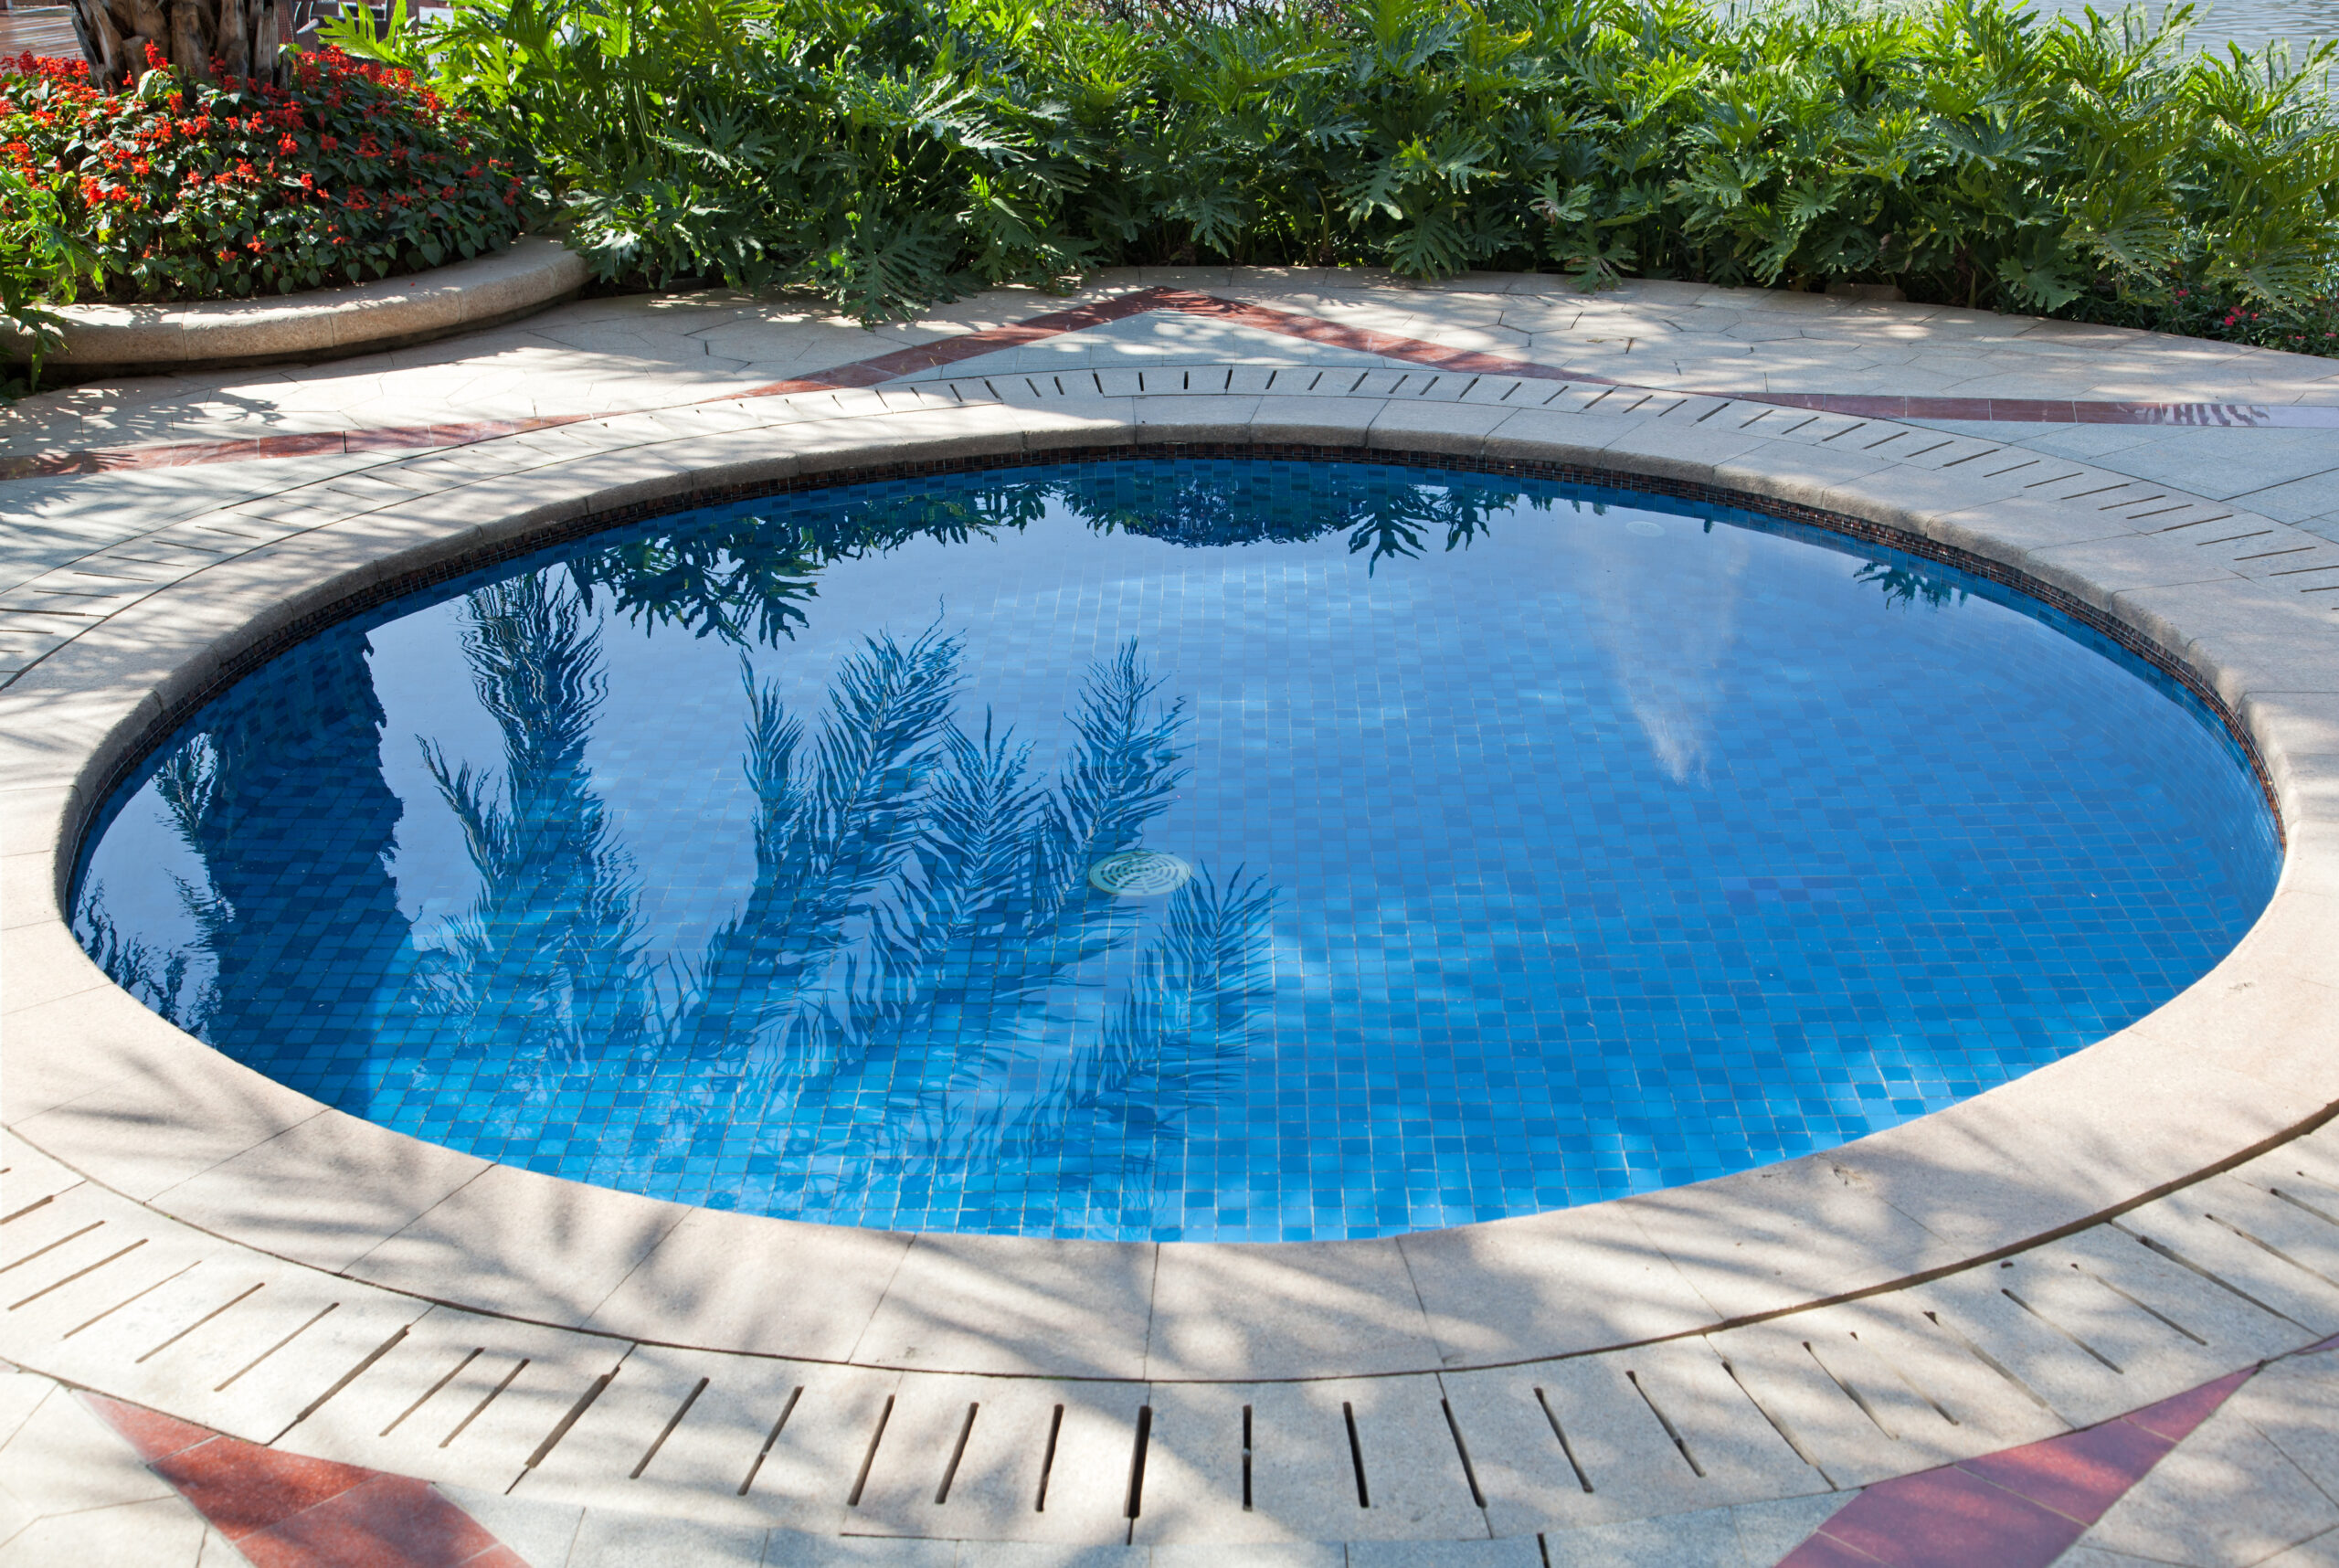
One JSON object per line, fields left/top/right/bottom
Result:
{"left": 72, "top": 461, "right": 2281, "bottom": 1241}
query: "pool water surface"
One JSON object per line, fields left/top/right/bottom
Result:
{"left": 73, "top": 461, "right": 2281, "bottom": 1241}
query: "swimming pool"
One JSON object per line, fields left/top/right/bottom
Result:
{"left": 71, "top": 459, "right": 2281, "bottom": 1242}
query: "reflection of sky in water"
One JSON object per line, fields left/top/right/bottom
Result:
{"left": 2024, "top": 0, "right": 2337, "bottom": 52}
{"left": 73, "top": 461, "right": 2281, "bottom": 1242}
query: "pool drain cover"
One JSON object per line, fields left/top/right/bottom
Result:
{"left": 1087, "top": 850, "right": 1194, "bottom": 897}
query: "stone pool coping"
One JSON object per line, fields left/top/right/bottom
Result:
{"left": 0, "top": 237, "right": 586, "bottom": 376}
{"left": 5, "top": 359, "right": 2339, "bottom": 1386}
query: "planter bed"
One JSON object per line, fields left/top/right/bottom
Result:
{"left": 3, "top": 235, "right": 584, "bottom": 379}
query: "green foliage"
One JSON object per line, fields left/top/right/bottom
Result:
{"left": 312, "top": 0, "right": 2339, "bottom": 340}
{"left": 0, "top": 157, "right": 95, "bottom": 388}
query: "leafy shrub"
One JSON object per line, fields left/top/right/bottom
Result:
{"left": 331, "top": 0, "right": 2339, "bottom": 345}
{"left": 0, "top": 46, "right": 527, "bottom": 302}
{"left": 0, "top": 158, "right": 94, "bottom": 385}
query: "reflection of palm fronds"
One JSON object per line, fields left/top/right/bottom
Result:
{"left": 851, "top": 866, "right": 1276, "bottom": 1204}
{"left": 409, "top": 574, "right": 651, "bottom": 1061}
{"left": 562, "top": 481, "right": 1052, "bottom": 649}
{"left": 149, "top": 739, "right": 241, "bottom": 973}
{"left": 73, "top": 882, "right": 204, "bottom": 1029}
{"left": 568, "top": 521, "right": 825, "bottom": 646}
{"left": 1034, "top": 865, "right": 1275, "bottom": 1142}
{"left": 845, "top": 711, "right": 1047, "bottom": 1044}
{"left": 667, "top": 626, "right": 962, "bottom": 1061}
{"left": 1856, "top": 559, "right": 1968, "bottom": 609}
{"left": 1038, "top": 640, "right": 1189, "bottom": 909}
{"left": 152, "top": 736, "right": 220, "bottom": 857}
{"left": 388, "top": 584, "right": 1267, "bottom": 1229}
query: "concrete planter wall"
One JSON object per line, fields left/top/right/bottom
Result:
{"left": 4, "top": 234, "right": 587, "bottom": 377}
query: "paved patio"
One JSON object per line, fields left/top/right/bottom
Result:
{"left": 5, "top": 268, "right": 2339, "bottom": 1568}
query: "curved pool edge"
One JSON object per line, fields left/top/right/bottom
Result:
{"left": 5, "top": 375, "right": 2339, "bottom": 1386}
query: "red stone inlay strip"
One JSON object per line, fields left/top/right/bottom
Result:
{"left": 9, "top": 289, "right": 2339, "bottom": 485}
{"left": 1776, "top": 1367, "right": 2255, "bottom": 1567}
{"left": 0, "top": 415, "right": 591, "bottom": 482}
{"left": 80, "top": 1393, "right": 523, "bottom": 1568}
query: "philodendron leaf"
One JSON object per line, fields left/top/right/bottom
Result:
{"left": 1995, "top": 251, "right": 2086, "bottom": 311}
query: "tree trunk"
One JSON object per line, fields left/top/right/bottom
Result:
{"left": 69, "top": 0, "right": 293, "bottom": 87}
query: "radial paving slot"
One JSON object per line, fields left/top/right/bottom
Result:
{"left": 386, "top": 1348, "right": 481, "bottom": 1436}
{"left": 738, "top": 1386, "right": 803, "bottom": 1496}
{"left": 936, "top": 1402, "right": 979, "bottom": 1505}
{"left": 11, "top": 1240, "right": 145, "bottom": 1311}
{"left": 1803, "top": 1341, "right": 1896, "bottom": 1439}
{"left": 850, "top": 1394, "right": 894, "bottom": 1507}
{"left": 1241, "top": 1404, "right": 1254, "bottom": 1510}
{"left": 216, "top": 1302, "right": 335, "bottom": 1391}
{"left": 443, "top": 1357, "right": 528, "bottom": 1447}
{"left": 1441, "top": 1399, "right": 1486, "bottom": 1508}
{"left": 2207, "top": 1213, "right": 2339, "bottom": 1290}
{"left": 291, "top": 1325, "right": 407, "bottom": 1428}
{"left": 1533, "top": 1387, "right": 1594, "bottom": 1493}
{"left": 2113, "top": 1224, "right": 2303, "bottom": 1325}
{"left": 2068, "top": 1263, "right": 2205, "bottom": 1346}
{"left": 523, "top": 1364, "right": 619, "bottom": 1476}
{"left": 1, "top": 1194, "right": 56, "bottom": 1225}
{"left": 64, "top": 1262, "right": 198, "bottom": 1340}
{"left": 137, "top": 1278, "right": 257, "bottom": 1361}
{"left": 1, "top": 1222, "right": 104, "bottom": 1277}
{"left": 1341, "top": 1401, "right": 1371, "bottom": 1508}
{"left": 634, "top": 1377, "right": 708, "bottom": 1480}
{"left": 2001, "top": 1290, "right": 2122, "bottom": 1372}
{"left": 1845, "top": 1332, "right": 1957, "bottom": 1425}
{"left": 1124, "top": 1404, "right": 1152, "bottom": 1520}
{"left": 2270, "top": 1187, "right": 2339, "bottom": 1234}
{"left": 1920, "top": 1310, "right": 2057, "bottom": 1413}
{"left": 1625, "top": 1371, "right": 1702, "bottom": 1478}
{"left": 1035, "top": 1404, "right": 1064, "bottom": 1511}
{"left": 1716, "top": 1359, "right": 1828, "bottom": 1484}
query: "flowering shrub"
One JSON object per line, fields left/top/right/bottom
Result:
{"left": 0, "top": 46, "right": 527, "bottom": 302}
{"left": 2077, "top": 278, "right": 2339, "bottom": 355}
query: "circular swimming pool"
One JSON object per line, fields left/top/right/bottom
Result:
{"left": 73, "top": 459, "right": 2281, "bottom": 1242}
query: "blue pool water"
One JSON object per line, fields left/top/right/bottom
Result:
{"left": 74, "top": 461, "right": 2281, "bottom": 1242}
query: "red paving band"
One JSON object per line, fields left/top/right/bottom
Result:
{"left": 81, "top": 1393, "right": 523, "bottom": 1567}
{"left": 1779, "top": 1367, "right": 2256, "bottom": 1568}
{"left": 72, "top": 1354, "right": 2285, "bottom": 1567}
{"left": 6, "top": 288, "right": 2334, "bottom": 483}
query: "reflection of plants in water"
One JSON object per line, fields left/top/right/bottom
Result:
{"left": 72, "top": 625, "right": 411, "bottom": 1099}
{"left": 406, "top": 570, "right": 1275, "bottom": 1220}
{"left": 1034, "top": 465, "right": 1521, "bottom": 568}
{"left": 76, "top": 880, "right": 197, "bottom": 1028}
{"left": 406, "top": 574, "right": 655, "bottom": 1060}
{"left": 552, "top": 467, "right": 1532, "bottom": 652}
{"left": 1857, "top": 559, "right": 1969, "bottom": 609}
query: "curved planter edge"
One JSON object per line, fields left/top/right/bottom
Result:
{"left": 5, "top": 234, "right": 587, "bottom": 378}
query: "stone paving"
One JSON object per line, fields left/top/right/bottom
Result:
{"left": 8, "top": 268, "right": 2339, "bottom": 1566}
{"left": 14, "top": 268, "right": 2339, "bottom": 603}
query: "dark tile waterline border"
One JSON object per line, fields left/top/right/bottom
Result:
{"left": 6, "top": 286, "right": 2336, "bottom": 482}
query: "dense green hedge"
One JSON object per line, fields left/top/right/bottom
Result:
{"left": 327, "top": 0, "right": 2339, "bottom": 345}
